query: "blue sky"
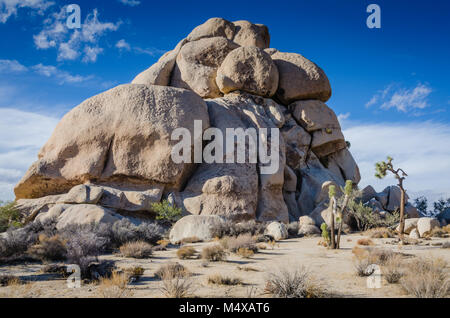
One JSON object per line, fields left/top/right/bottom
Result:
{"left": 0, "top": 0, "right": 449, "bottom": 206}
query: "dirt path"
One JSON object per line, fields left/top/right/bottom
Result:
{"left": 1, "top": 233, "right": 448, "bottom": 298}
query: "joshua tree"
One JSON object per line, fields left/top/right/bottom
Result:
{"left": 375, "top": 156, "right": 408, "bottom": 236}
{"left": 336, "top": 180, "right": 353, "bottom": 249}
{"left": 328, "top": 186, "right": 337, "bottom": 249}
{"left": 328, "top": 180, "right": 353, "bottom": 249}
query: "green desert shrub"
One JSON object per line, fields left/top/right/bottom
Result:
{"left": 347, "top": 200, "right": 400, "bottom": 231}
{"left": 152, "top": 200, "right": 182, "bottom": 223}
{"left": 0, "top": 201, "right": 21, "bottom": 233}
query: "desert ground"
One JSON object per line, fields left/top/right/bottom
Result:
{"left": 1, "top": 233, "right": 448, "bottom": 298}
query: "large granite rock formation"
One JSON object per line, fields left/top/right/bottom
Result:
{"left": 15, "top": 17, "right": 369, "bottom": 229}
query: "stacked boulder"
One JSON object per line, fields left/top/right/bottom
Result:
{"left": 12, "top": 18, "right": 398, "bottom": 235}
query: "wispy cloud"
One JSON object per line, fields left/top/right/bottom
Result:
{"left": 115, "top": 39, "right": 131, "bottom": 51}
{"left": 115, "top": 39, "right": 166, "bottom": 57}
{"left": 0, "top": 0, "right": 54, "bottom": 23}
{"left": 34, "top": 7, "right": 121, "bottom": 63}
{"left": 0, "top": 59, "right": 27, "bottom": 73}
{"left": 0, "top": 108, "right": 59, "bottom": 201}
{"left": 366, "top": 83, "right": 432, "bottom": 113}
{"left": 32, "top": 63, "right": 92, "bottom": 84}
{"left": 341, "top": 117, "right": 450, "bottom": 203}
{"left": 118, "top": 0, "right": 141, "bottom": 6}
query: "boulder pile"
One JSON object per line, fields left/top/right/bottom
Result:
{"left": 13, "top": 18, "right": 420, "bottom": 235}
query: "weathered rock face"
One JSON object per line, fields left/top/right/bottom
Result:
{"left": 170, "top": 37, "right": 239, "bottom": 98}
{"left": 216, "top": 46, "right": 279, "bottom": 97}
{"left": 15, "top": 85, "right": 210, "bottom": 200}
{"left": 169, "top": 215, "right": 225, "bottom": 243}
{"left": 271, "top": 51, "right": 331, "bottom": 104}
{"left": 16, "top": 18, "right": 367, "bottom": 230}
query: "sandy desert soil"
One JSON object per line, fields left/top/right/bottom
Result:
{"left": 0, "top": 233, "right": 448, "bottom": 298}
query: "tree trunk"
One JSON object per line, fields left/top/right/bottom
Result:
{"left": 399, "top": 184, "right": 406, "bottom": 237}
{"left": 330, "top": 198, "right": 336, "bottom": 249}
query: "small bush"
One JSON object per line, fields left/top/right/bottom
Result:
{"left": 208, "top": 274, "right": 243, "bottom": 286}
{"left": 176, "top": 246, "right": 197, "bottom": 260}
{"left": 0, "top": 201, "right": 21, "bottom": 233}
{"left": 109, "top": 219, "right": 165, "bottom": 247}
{"left": 265, "top": 266, "right": 325, "bottom": 298}
{"left": 382, "top": 254, "right": 404, "bottom": 283}
{"left": 442, "top": 224, "right": 450, "bottom": 233}
{"left": 236, "top": 248, "right": 255, "bottom": 258}
{"left": 353, "top": 247, "right": 398, "bottom": 277}
{"left": 357, "top": 238, "right": 374, "bottom": 246}
{"left": 211, "top": 220, "right": 266, "bottom": 238}
{"left": 98, "top": 271, "right": 132, "bottom": 298}
{"left": 27, "top": 234, "right": 67, "bottom": 262}
{"left": 123, "top": 266, "right": 145, "bottom": 281}
{"left": 0, "top": 274, "right": 21, "bottom": 286}
{"left": 365, "top": 227, "right": 395, "bottom": 238}
{"left": 61, "top": 224, "right": 109, "bottom": 278}
{"left": 151, "top": 200, "right": 182, "bottom": 223}
{"left": 155, "top": 263, "right": 190, "bottom": 280}
{"left": 426, "top": 227, "right": 448, "bottom": 238}
{"left": 401, "top": 257, "right": 449, "bottom": 298}
{"left": 119, "top": 241, "right": 153, "bottom": 259}
{"left": 160, "top": 273, "right": 193, "bottom": 298}
{"left": 201, "top": 245, "right": 227, "bottom": 262}
{"left": 41, "top": 264, "right": 68, "bottom": 277}
{"left": 348, "top": 200, "right": 400, "bottom": 231}
{"left": 220, "top": 234, "right": 258, "bottom": 253}
{"left": 442, "top": 242, "right": 450, "bottom": 249}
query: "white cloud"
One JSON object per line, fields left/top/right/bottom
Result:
{"left": 0, "top": 108, "right": 59, "bottom": 201}
{"left": 134, "top": 46, "right": 166, "bottom": 57}
{"left": 366, "top": 83, "right": 432, "bottom": 113}
{"left": 32, "top": 63, "right": 92, "bottom": 84}
{"left": 115, "top": 39, "right": 131, "bottom": 51}
{"left": 342, "top": 119, "right": 450, "bottom": 203}
{"left": 34, "top": 7, "right": 120, "bottom": 63}
{"left": 82, "top": 46, "right": 103, "bottom": 63}
{"left": 118, "top": 0, "right": 141, "bottom": 6}
{"left": 0, "top": 59, "right": 27, "bottom": 73}
{"left": 0, "top": 0, "right": 54, "bottom": 23}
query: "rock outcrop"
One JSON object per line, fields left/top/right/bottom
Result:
{"left": 15, "top": 17, "right": 368, "bottom": 230}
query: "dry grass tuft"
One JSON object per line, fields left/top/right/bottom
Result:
{"left": 426, "top": 227, "right": 448, "bottom": 238}
{"left": 357, "top": 238, "right": 374, "bottom": 246}
{"left": 0, "top": 274, "right": 22, "bottom": 287}
{"left": 156, "top": 239, "right": 170, "bottom": 248}
{"left": 235, "top": 247, "right": 255, "bottom": 258}
{"left": 353, "top": 246, "right": 399, "bottom": 277}
{"left": 123, "top": 266, "right": 145, "bottom": 281}
{"left": 27, "top": 234, "right": 67, "bottom": 261}
{"left": 97, "top": 271, "right": 133, "bottom": 298}
{"left": 382, "top": 254, "right": 404, "bottom": 283}
{"left": 401, "top": 257, "right": 449, "bottom": 298}
{"left": 201, "top": 245, "right": 227, "bottom": 261}
{"left": 208, "top": 274, "right": 243, "bottom": 286}
{"left": 155, "top": 262, "right": 190, "bottom": 280}
{"left": 160, "top": 267, "right": 193, "bottom": 298}
{"left": 220, "top": 234, "right": 258, "bottom": 253}
{"left": 265, "top": 266, "right": 327, "bottom": 298}
{"left": 119, "top": 241, "right": 153, "bottom": 259}
{"left": 176, "top": 246, "right": 197, "bottom": 259}
{"left": 365, "top": 227, "right": 395, "bottom": 239}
